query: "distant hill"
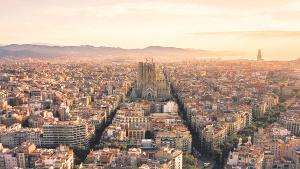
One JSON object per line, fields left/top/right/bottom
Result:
{"left": 0, "top": 44, "right": 240, "bottom": 59}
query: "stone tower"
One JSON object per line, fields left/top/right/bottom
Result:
{"left": 137, "top": 61, "right": 157, "bottom": 100}
{"left": 130, "top": 60, "right": 170, "bottom": 101}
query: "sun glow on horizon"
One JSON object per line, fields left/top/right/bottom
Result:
{"left": 1, "top": 0, "right": 300, "bottom": 60}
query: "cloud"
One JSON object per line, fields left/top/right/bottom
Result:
{"left": 121, "top": 0, "right": 296, "bottom": 10}
{"left": 191, "top": 31, "right": 300, "bottom": 38}
{"left": 1, "top": 0, "right": 300, "bottom": 59}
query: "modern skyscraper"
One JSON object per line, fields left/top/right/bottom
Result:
{"left": 257, "top": 49, "right": 263, "bottom": 61}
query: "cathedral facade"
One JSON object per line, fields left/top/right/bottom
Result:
{"left": 130, "top": 61, "right": 170, "bottom": 101}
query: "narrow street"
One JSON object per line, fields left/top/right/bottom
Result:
{"left": 165, "top": 70, "right": 214, "bottom": 168}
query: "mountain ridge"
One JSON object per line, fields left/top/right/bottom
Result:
{"left": 0, "top": 44, "right": 237, "bottom": 59}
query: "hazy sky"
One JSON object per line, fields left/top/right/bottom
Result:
{"left": 1, "top": 0, "right": 300, "bottom": 60}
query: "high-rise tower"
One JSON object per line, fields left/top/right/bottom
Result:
{"left": 257, "top": 49, "right": 263, "bottom": 61}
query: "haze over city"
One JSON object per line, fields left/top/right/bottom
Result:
{"left": 1, "top": 0, "right": 300, "bottom": 60}
{"left": 0, "top": 1, "right": 299, "bottom": 169}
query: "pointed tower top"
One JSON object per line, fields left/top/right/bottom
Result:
{"left": 257, "top": 49, "right": 263, "bottom": 61}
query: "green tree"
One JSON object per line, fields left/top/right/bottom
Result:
{"left": 183, "top": 154, "right": 198, "bottom": 169}
{"left": 73, "top": 145, "right": 89, "bottom": 164}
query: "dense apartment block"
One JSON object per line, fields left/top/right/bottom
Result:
{"left": 42, "top": 119, "right": 90, "bottom": 148}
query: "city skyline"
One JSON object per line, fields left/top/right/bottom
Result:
{"left": 1, "top": 0, "right": 300, "bottom": 60}
{"left": 0, "top": 1, "right": 299, "bottom": 168}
